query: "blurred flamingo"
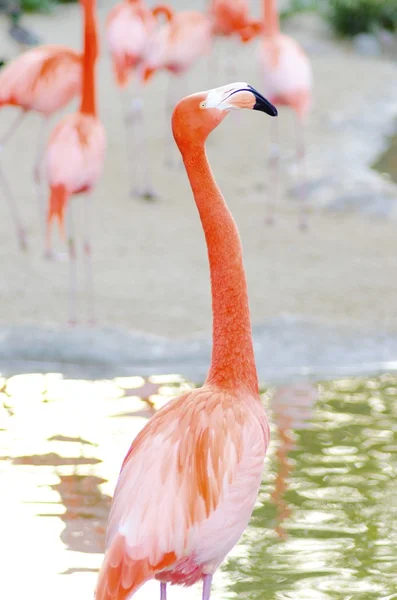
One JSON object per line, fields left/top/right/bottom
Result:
{"left": 0, "top": 41, "right": 82, "bottom": 250}
{"left": 259, "top": 0, "right": 312, "bottom": 229}
{"left": 106, "top": 0, "right": 171, "bottom": 88}
{"left": 106, "top": 0, "right": 172, "bottom": 198}
{"left": 142, "top": 9, "right": 214, "bottom": 169}
{"left": 95, "top": 82, "right": 277, "bottom": 600}
{"left": 44, "top": 0, "right": 105, "bottom": 324}
{"left": 210, "top": 0, "right": 262, "bottom": 41}
{"left": 208, "top": 0, "right": 262, "bottom": 82}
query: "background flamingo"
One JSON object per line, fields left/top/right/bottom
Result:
{"left": 0, "top": 37, "right": 82, "bottom": 250}
{"left": 259, "top": 0, "right": 312, "bottom": 229}
{"left": 44, "top": 0, "right": 105, "bottom": 324}
{"left": 106, "top": 0, "right": 173, "bottom": 199}
{"left": 141, "top": 9, "right": 214, "bottom": 169}
{"left": 208, "top": 0, "right": 262, "bottom": 82}
{"left": 95, "top": 81, "right": 277, "bottom": 600}
{"left": 209, "top": 0, "right": 262, "bottom": 42}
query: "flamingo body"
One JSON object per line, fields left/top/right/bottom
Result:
{"left": 96, "top": 82, "right": 277, "bottom": 600}
{"left": 106, "top": 1, "right": 156, "bottom": 87}
{"left": 96, "top": 388, "right": 269, "bottom": 599}
{"left": 210, "top": 0, "right": 260, "bottom": 40}
{"left": 0, "top": 45, "right": 81, "bottom": 115}
{"left": 46, "top": 113, "right": 105, "bottom": 223}
{"left": 142, "top": 11, "right": 213, "bottom": 79}
{"left": 260, "top": 33, "right": 312, "bottom": 118}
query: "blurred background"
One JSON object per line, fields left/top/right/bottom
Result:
{"left": 0, "top": 1, "right": 397, "bottom": 599}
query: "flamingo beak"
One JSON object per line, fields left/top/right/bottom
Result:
{"left": 245, "top": 86, "right": 278, "bottom": 116}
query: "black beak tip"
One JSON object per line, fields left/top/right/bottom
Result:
{"left": 253, "top": 96, "right": 278, "bottom": 117}
{"left": 248, "top": 85, "right": 278, "bottom": 117}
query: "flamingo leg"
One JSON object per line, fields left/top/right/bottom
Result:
{"left": 164, "top": 75, "right": 182, "bottom": 168}
{"left": 164, "top": 75, "right": 175, "bottom": 167}
{"left": 202, "top": 574, "right": 213, "bottom": 600}
{"left": 295, "top": 114, "right": 308, "bottom": 232}
{"left": 34, "top": 117, "right": 49, "bottom": 240}
{"left": 160, "top": 582, "right": 167, "bottom": 600}
{"left": 0, "top": 164, "right": 27, "bottom": 251}
{"left": 126, "top": 85, "right": 157, "bottom": 200}
{"left": 266, "top": 116, "right": 280, "bottom": 227}
{"left": 33, "top": 116, "right": 49, "bottom": 184}
{"left": 83, "top": 195, "right": 95, "bottom": 325}
{"left": 66, "top": 201, "right": 78, "bottom": 325}
{"left": 0, "top": 110, "right": 26, "bottom": 147}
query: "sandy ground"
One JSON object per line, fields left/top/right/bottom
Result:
{"left": 0, "top": 1, "right": 397, "bottom": 339}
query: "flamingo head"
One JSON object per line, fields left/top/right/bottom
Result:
{"left": 172, "top": 82, "right": 277, "bottom": 148}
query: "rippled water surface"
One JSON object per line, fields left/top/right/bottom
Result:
{"left": 1, "top": 373, "right": 397, "bottom": 599}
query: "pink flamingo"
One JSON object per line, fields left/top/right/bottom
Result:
{"left": 0, "top": 42, "right": 82, "bottom": 250}
{"left": 106, "top": 0, "right": 171, "bottom": 88}
{"left": 106, "top": 0, "right": 173, "bottom": 199}
{"left": 95, "top": 82, "right": 277, "bottom": 600}
{"left": 44, "top": 0, "right": 105, "bottom": 324}
{"left": 209, "top": 0, "right": 262, "bottom": 41}
{"left": 259, "top": 0, "right": 312, "bottom": 229}
{"left": 141, "top": 9, "right": 214, "bottom": 168}
{"left": 208, "top": 0, "right": 262, "bottom": 83}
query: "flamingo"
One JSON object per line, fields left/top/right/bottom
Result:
{"left": 95, "top": 81, "right": 277, "bottom": 600}
{"left": 259, "top": 0, "right": 312, "bottom": 229}
{"left": 0, "top": 34, "right": 82, "bottom": 251}
{"left": 208, "top": 0, "right": 262, "bottom": 83}
{"left": 44, "top": 0, "right": 105, "bottom": 324}
{"left": 209, "top": 0, "right": 262, "bottom": 42}
{"left": 105, "top": 0, "right": 173, "bottom": 199}
{"left": 141, "top": 9, "right": 214, "bottom": 168}
{"left": 106, "top": 0, "right": 171, "bottom": 88}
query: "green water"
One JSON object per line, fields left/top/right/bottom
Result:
{"left": 1, "top": 373, "right": 397, "bottom": 598}
{"left": 225, "top": 376, "right": 397, "bottom": 600}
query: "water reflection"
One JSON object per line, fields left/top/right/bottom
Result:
{"left": 1, "top": 373, "right": 397, "bottom": 599}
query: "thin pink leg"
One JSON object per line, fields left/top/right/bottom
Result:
{"left": 128, "top": 91, "right": 157, "bottom": 200}
{"left": 0, "top": 164, "right": 27, "bottom": 251}
{"left": 0, "top": 111, "right": 26, "bottom": 147}
{"left": 266, "top": 116, "right": 280, "bottom": 227}
{"left": 164, "top": 75, "right": 183, "bottom": 169}
{"left": 160, "top": 582, "right": 167, "bottom": 600}
{"left": 295, "top": 114, "right": 309, "bottom": 232}
{"left": 164, "top": 75, "right": 176, "bottom": 168}
{"left": 202, "top": 574, "right": 213, "bottom": 600}
{"left": 83, "top": 196, "right": 95, "bottom": 325}
{"left": 34, "top": 117, "right": 49, "bottom": 241}
{"left": 66, "top": 202, "right": 78, "bottom": 325}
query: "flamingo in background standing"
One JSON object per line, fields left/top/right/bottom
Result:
{"left": 259, "top": 0, "right": 312, "bottom": 229}
{"left": 208, "top": 0, "right": 262, "bottom": 82}
{"left": 44, "top": 0, "right": 105, "bottom": 324}
{"left": 142, "top": 9, "right": 214, "bottom": 168}
{"left": 95, "top": 81, "right": 277, "bottom": 600}
{"left": 0, "top": 31, "right": 82, "bottom": 250}
{"left": 209, "top": 0, "right": 262, "bottom": 42}
{"left": 105, "top": 0, "right": 173, "bottom": 198}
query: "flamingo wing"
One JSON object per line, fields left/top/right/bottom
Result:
{"left": 95, "top": 388, "right": 267, "bottom": 600}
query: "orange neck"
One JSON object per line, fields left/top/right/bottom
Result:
{"left": 80, "top": 0, "right": 98, "bottom": 117}
{"left": 263, "top": 0, "right": 279, "bottom": 36}
{"left": 181, "top": 144, "right": 258, "bottom": 397}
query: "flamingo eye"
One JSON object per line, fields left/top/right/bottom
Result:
{"left": 200, "top": 101, "right": 206, "bottom": 108}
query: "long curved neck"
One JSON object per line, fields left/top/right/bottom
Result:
{"left": 80, "top": 0, "right": 98, "bottom": 117}
{"left": 181, "top": 143, "right": 259, "bottom": 397}
{"left": 263, "top": 0, "right": 279, "bottom": 36}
